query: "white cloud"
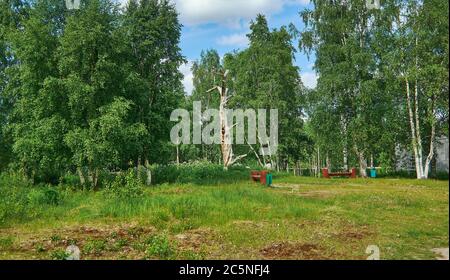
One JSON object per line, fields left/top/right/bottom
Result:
{"left": 301, "top": 72, "right": 317, "bottom": 89}
{"left": 179, "top": 61, "right": 194, "bottom": 95}
{"left": 216, "top": 33, "right": 249, "bottom": 47}
{"left": 172, "top": 0, "right": 309, "bottom": 26}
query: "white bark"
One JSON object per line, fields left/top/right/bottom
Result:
{"left": 354, "top": 145, "right": 368, "bottom": 178}
{"left": 414, "top": 79, "right": 425, "bottom": 178}
{"left": 405, "top": 77, "right": 423, "bottom": 179}
{"left": 77, "top": 167, "right": 86, "bottom": 185}
{"left": 341, "top": 114, "right": 349, "bottom": 171}
{"left": 424, "top": 94, "right": 437, "bottom": 178}
{"left": 145, "top": 160, "right": 152, "bottom": 186}
{"left": 209, "top": 70, "right": 247, "bottom": 169}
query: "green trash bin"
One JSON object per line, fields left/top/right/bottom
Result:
{"left": 266, "top": 173, "right": 273, "bottom": 187}
{"left": 370, "top": 168, "right": 377, "bottom": 178}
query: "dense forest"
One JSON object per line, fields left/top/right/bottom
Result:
{"left": 0, "top": 0, "right": 448, "bottom": 187}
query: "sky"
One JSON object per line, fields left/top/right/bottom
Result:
{"left": 121, "top": 0, "right": 318, "bottom": 94}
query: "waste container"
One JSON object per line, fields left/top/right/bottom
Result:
{"left": 370, "top": 168, "right": 377, "bottom": 178}
{"left": 266, "top": 173, "right": 273, "bottom": 187}
{"left": 260, "top": 171, "right": 268, "bottom": 185}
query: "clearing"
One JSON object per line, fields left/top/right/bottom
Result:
{"left": 0, "top": 176, "right": 448, "bottom": 260}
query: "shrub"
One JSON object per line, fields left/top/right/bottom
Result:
{"left": 104, "top": 169, "right": 144, "bottom": 199}
{"left": 27, "top": 187, "right": 61, "bottom": 206}
{"left": 0, "top": 176, "right": 32, "bottom": 225}
{"left": 145, "top": 235, "right": 175, "bottom": 260}
{"left": 149, "top": 162, "right": 250, "bottom": 185}
{"left": 50, "top": 249, "right": 70, "bottom": 260}
{"left": 83, "top": 239, "right": 107, "bottom": 255}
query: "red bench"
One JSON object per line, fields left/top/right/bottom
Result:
{"left": 251, "top": 170, "right": 268, "bottom": 185}
{"left": 322, "top": 168, "right": 357, "bottom": 179}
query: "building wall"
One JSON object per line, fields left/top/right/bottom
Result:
{"left": 436, "top": 137, "right": 449, "bottom": 173}
{"left": 395, "top": 136, "right": 449, "bottom": 174}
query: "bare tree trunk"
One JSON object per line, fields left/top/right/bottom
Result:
{"left": 208, "top": 70, "right": 246, "bottom": 169}
{"left": 247, "top": 143, "right": 264, "bottom": 167}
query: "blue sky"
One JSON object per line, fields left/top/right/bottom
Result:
{"left": 121, "top": 0, "right": 318, "bottom": 94}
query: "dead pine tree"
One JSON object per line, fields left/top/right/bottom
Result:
{"left": 207, "top": 69, "right": 247, "bottom": 170}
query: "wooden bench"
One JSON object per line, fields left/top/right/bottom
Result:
{"left": 251, "top": 170, "right": 269, "bottom": 185}
{"left": 322, "top": 168, "right": 357, "bottom": 179}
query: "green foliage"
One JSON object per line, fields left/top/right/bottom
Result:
{"left": 0, "top": 173, "right": 65, "bottom": 225}
{"left": 83, "top": 239, "right": 107, "bottom": 255}
{"left": 0, "top": 236, "right": 14, "bottom": 250}
{"left": 145, "top": 234, "right": 175, "bottom": 260}
{"left": 1, "top": 0, "right": 184, "bottom": 185}
{"left": 27, "top": 187, "right": 60, "bottom": 206}
{"left": 0, "top": 174, "right": 32, "bottom": 224}
{"left": 224, "top": 14, "right": 306, "bottom": 165}
{"left": 299, "top": 0, "right": 448, "bottom": 176}
{"left": 104, "top": 169, "right": 144, "bottom": 199}
{"left": 149, "top": 162, "right": 250, "bottom": 185}
{"left": 50, "top": 249, "right": 70, "bottom": 260}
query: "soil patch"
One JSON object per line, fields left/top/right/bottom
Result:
{"left": 260, "top": 242, "right": 329, "bottom": 260}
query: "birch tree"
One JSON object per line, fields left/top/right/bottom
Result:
{"left": 398, "top": 0, "right": 448, "bottom": 179}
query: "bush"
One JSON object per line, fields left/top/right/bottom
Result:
{"left": 0, "top": 174, "right": 64, "bottom": 225}
{"left": 432, "top": 171, "right": 449, "bottom": 180}
{"left": 104, "top": 169, "right": 144, "bottom": 199}
{"left": 27, "top": 187, "right": 61, "bottom": 206}
{"left": 0, "top": 175, "right": 32, "bottom": 225}
{"left": 50, "top": 249, "right": 70, "bottom": 260}
{"left": 145, "top": 235, "right": 175, "bottom": 260}
{"left": 149, "top": 162, "right": 250, "bottom": 185}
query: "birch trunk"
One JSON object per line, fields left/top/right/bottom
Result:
{"left": 414, "top": 79, "right": 425, "bottom": 178}
{"left": 358, "top": 152, "right": 368, "bottom": 178}
{"left": 405, "top": 77, "right": 423, "bottom": 179}
{"left": 77, "top": 167, "right": 86, "bottom": 185}
{"left": 144, "top": 160, "right": 152, "bottom": 186}
{"left": 354, "top": 145, "right": 367, "bottom": 178}
{"left": 424, "top": 94, "right": 437, "bottom": 178}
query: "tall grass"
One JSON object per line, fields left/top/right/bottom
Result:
{"left": 148, "top": 163, "right": 252, "bottom": 185}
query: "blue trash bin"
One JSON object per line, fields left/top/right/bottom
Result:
{"left": 370, "top": 168, "right": 377, "bottom": 178}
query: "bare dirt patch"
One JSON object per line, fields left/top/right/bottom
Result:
{"left": 260, "top": 242, "right": 329, "bottom": 260}
{"left": 432, "top": 248, "right": 449, "bottom": 260}
{"left": 12, "top": 224, "right": 156, "bottom": 259}
{"left": 334, "top": 225, "right": 373, "bottom": 241}
{"left": 175, "top": 228, "right": 216, "bottom": 251}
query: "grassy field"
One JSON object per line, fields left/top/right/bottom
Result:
{"left": 0, "top": 175, "right": 448, "bottom": 260}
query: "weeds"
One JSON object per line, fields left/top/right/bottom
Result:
{"left": 145, "top": 235, "right": 175, "bottom": 260}
{"left": 50, "top": 249, "right": 70, "bottom": 260}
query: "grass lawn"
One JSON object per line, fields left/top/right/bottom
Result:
{"left": 0, "top": 176, "right": 448, "bottom": 260}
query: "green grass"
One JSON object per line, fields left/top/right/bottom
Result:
{"left": 0, "top": 175, "right": 448, "bottom": 260}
